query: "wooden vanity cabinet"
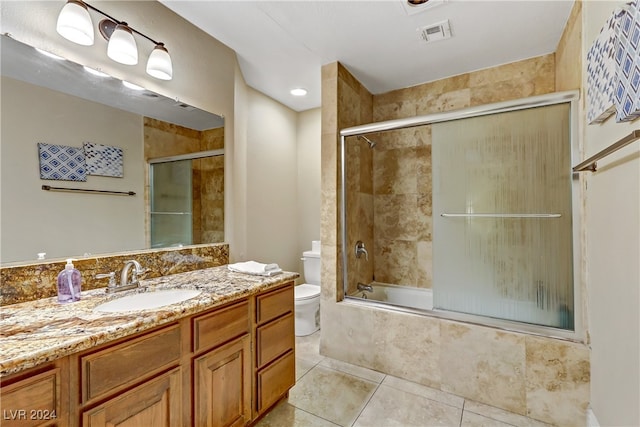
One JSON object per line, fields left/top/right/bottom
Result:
{"left": 0, "top": 359, "right": 69, "bottom": 427}
{"left": 2, "top": 280, "right": 296, "bottom": 427}
{"left": 81, "top": 368, "right": 182, "bottom": 427}
{"left": 71, "top": 324, "right": 182, "bottom": 427}
{"left": 192, "top": 300, "right": 252, "bottom": 427}
{"left": 253, "top": 283, "right": 295, "bottom": 418}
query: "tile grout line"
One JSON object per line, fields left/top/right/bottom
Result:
{"left": 291, "top": 404, "right": 342, "bottom": 427}
{"left": 348, "top": 373, "right": 387, "bottom": 427}
{"left": 294, "top": 356, "right": 325, "bottom": 382}
{"left": 459, "top": 399, "right": 466, "bottom": 427}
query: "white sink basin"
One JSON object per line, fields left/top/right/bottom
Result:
{"left": 94, "top": 289, "right": 202, "bottom": 313}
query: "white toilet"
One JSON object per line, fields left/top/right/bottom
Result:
{"left": 295, "top": 242, "right": 321, "bottom": 336}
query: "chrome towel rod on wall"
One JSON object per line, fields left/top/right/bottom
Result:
{"left": 42, "top": 185, "right": 135, "bottom": 196}
{"left": 441, "top": 213, "right": 562, "bottom": 218}
{"left": 573, "top": 129, "right": 640, "bottom": 172}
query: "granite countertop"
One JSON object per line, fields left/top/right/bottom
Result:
{"left": 0, "top": 265, "right": 299, "bottom": 377}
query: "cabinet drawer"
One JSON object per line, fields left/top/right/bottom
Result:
{"left": 82, "top": 367, "right": 182, "bottom": 427}
{"left": 193, "top": 300, "right": 249, "bottom": 353}
{"left": 256, "top": 351, "right": 295, "bottom": 412}
{"left": 256, "top": 313, "right": 294, "bottom": 369}
{"left": 1, "top": 368, "right": 60, "bottom": 427}
{"left": 255, "top": 284, "right": 293, "bottom": 325}
{"left": 81, "top": 325, "right": 180, "bottom": 402}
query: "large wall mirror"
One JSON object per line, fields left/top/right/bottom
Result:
{"left": 0, "top": 35, "right": 225, "bottom": 264}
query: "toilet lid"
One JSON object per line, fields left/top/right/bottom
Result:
{"left": 295, "top": 284, "right": 320, "bottom": 300}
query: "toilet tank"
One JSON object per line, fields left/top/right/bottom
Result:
{"left": 302, "top": 250, "right": 321, "bottom": 285}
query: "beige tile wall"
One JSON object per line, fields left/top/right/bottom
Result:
{"left": 320, "top": 6, "right": 589, "bottom": 424}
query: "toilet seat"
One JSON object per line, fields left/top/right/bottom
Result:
{"left": 295, "top": 284, "right": 320, "bottom": 301}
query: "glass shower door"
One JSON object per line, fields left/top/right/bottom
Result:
{"left": 150, "top": 159, "right": 193, "bottom": 248}
{"left": 432, "top": 104, "right": 574, "bottom": 329}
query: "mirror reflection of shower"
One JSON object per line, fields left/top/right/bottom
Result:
{"left": 149, "top": 149, "right": 224, "bottom": 248}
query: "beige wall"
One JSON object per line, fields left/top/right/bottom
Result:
{"left": 243, "top": 87, "right": 299, "bottom": 272}
{"left": 583, "top": 2, "right": 640, "bottom": 426}
{"left": 1, "top": 77, "right": 145, "bottom": 262}
{"left": 296, "top": 108, "right": 322, "bottom": 279}
{"left": 321, "top": 55, "right": 590, "bottom": 426}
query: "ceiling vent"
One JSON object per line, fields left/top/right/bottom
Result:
{"left": 401, "top": 0, "right": 447, "bottom": 16}
{"left": 417, "top": 19, "right": 452, "bottom": 43}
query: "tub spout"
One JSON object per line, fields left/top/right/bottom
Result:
{"left": 357, "top": 282, "right": 373, "bottom": 293}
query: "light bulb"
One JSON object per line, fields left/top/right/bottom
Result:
{"left": 107, "top": 23, "right": 138, "bottom": 65}
{"left": 146, "top": 43, "right": 173, "bottom": 80}
{"left": 56, "top": 0, "right": 94, "bottom": 46}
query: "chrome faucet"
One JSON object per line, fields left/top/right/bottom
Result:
{"left": 357, "top": 282, "right": 373, "bottom": 293}
{"left": 97, "top": 260, "right": 146, "bottom": 294}
{"left": 355, "top": 240, "right": 369, "bottom": 261}
{"left": 121, "top": 260, "right": 144, "bottom": 289}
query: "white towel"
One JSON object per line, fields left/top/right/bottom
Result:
{"left": 228, "top": 261, "right": 283, "bottom": 276}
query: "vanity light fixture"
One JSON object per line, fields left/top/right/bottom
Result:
{"left": 290, "top": 88, "right": 308, "bottom": 96}
{"left": 55, "top": 0, "right": 173, "bottom": 80}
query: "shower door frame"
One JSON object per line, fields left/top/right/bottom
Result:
{"left": 339, "top": 90, "right": 583, "bottom": 342}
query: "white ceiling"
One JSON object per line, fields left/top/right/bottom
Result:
{"left": 160, "top": 0, "right": 575, "bottom": 112}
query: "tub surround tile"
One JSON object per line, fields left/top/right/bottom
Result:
{"left": 0, "top": 266, "right": 298, "bottom": 376}
{"left": 524, "top": 336, "right": 590, "bottom": 426}
{"left": 288, "top": 364, "right": 378, "bottom": 427}
{"left": 373, "top": 310, "right": 441, "bottom": 389}
{"left": 320, "top": 303, "right": 379, "bottom": 369}
{"left": 439, "top": 323, "right": 527, "bottom": 415}
{"left": 353, "top": 384, "right": 462, "bottom": 427}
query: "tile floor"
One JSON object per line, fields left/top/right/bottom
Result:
{"left": 256, "top": 331, "right": 552, "bottom": 427}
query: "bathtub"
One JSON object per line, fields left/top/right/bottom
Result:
{"left": 349, "top": 282, "right": 433, "bottom": 311}
{"left": 348, "top": 284, "right": 568, "bottom": 329}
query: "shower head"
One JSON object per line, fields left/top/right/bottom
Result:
{"left": 357, "top": 135, "right": 376, "bottom": 149}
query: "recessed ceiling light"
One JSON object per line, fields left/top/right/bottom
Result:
{"left": 122, "top": 80, "right": 145, "bottom": 91}
{"left": 83, "top": 66, "right": 109, "bottom": 78}
{"left": 35, "top": 48, "right": 64, "bottom": 60}
{"left": 290, "top": 88, "right": 307, "bottom": 96}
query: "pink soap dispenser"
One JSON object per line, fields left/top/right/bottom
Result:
{"left": 57, "top": 258, "right": 82, "bottom": 303}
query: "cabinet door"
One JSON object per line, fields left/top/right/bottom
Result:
{"left": 82, "top": 368, "right": 181, "bottom": 427}
{"left": 193, "top": 335, "right": 251, "bottom": 427}
{"left": 0, "top": 368, "right": 61, "bottom": 427}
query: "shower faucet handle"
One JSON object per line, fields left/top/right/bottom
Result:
{"left": 355, "top": 240, "right": 369, "bottom": 261}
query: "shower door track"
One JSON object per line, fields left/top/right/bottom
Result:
{"left": 339, "top": 90, "right": 583, "bottom": 342}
